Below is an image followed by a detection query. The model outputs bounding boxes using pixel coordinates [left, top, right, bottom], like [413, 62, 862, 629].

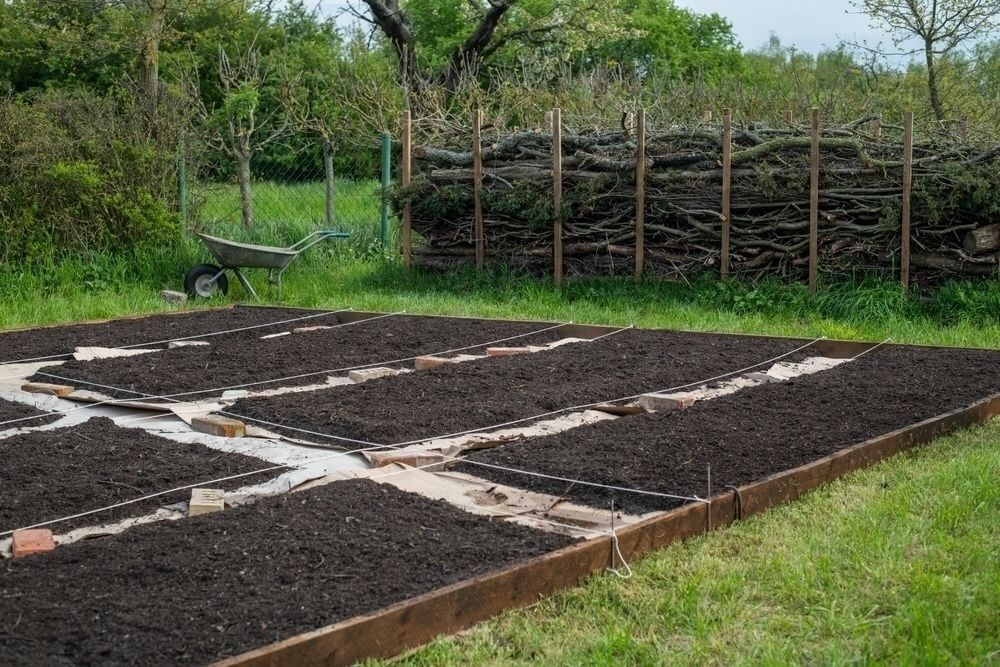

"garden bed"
[0, 306, 321, 364]
[31, 314, 565, 399]
[457, 345, 1000, 513]
[0, 417, 274, 533]
[0, 479, 573, 666]
[0, 397, 60, 426]
[229, 330, 813, 445]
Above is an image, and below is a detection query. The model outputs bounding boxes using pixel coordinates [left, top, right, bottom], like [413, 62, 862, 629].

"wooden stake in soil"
[634, 107, 646, 280]
[473, 108, 485, 271]
[552, 107, 563, 287]
[901, 110, 914, 291]
[809, 107, 820, 293]
[785, 109, 794, 125]
[721, 108, 732, 278]
[703, 109, 713, 122]
[401, 110, 413, 270]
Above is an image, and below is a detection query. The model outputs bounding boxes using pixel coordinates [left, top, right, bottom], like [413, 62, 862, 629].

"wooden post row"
[721, 108, 732, 278]
[901, 111, 914, 291]
[472, 108, 484, 271]
[635, 108, 645, 280]
[401, 110, 412, 270]
[809, 107, 820, 293]
[552, 108, 563, 286]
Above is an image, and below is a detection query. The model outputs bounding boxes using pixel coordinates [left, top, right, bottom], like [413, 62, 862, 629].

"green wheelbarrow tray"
[185, 229, 351, 303]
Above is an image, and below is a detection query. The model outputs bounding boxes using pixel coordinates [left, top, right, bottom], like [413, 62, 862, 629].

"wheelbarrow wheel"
[184, 264, 229, 298]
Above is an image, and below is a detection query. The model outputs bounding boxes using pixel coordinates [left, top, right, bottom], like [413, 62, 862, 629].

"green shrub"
[0, 89, 182, 264]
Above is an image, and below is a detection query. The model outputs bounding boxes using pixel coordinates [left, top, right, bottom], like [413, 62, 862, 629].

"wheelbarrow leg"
[231, 268, 259, 301]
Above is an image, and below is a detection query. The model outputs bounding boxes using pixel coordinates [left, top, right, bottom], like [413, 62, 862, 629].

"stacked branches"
[397, 118, 1000, 280]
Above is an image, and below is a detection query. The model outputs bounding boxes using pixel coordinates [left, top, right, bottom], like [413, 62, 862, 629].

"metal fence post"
[380, 132, 392, 248]
[177, 136, 188, 225]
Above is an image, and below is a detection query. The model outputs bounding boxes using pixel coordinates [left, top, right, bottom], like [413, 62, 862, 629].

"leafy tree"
[352, 0, 633, 98]
[588, 0, 742, 81]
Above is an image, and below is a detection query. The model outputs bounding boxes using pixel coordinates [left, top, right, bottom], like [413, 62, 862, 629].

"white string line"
[1, 337, 821, 536]
[82, 320, 572, 403]
[851, 337, 893, 360]
[27, 322, 618, 447]
[0, 311, 410, 429]
[0, 308, 354, 366]
[39, 331, 820, 452]
[0, 319, 569, 430]
[366, 454, 703, 503]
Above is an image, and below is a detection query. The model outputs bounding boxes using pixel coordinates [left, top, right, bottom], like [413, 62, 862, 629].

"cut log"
[963, 224, 1000, 254]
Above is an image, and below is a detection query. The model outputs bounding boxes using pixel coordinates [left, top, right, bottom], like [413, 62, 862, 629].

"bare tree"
[851, 0, 1000, 120]
[201, 44, 295, 230]
[349, 0, 606, 102]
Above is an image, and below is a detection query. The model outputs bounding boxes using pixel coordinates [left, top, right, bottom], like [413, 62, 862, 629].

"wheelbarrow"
[184, 230, 350, 302]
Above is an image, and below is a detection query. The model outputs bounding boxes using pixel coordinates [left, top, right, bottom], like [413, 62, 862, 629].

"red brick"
[12, 529, 55, 558]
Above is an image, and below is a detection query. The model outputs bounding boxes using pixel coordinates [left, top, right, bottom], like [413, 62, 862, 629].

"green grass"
[2, 255, 999, 348]
[194, 178, 386, 251]
[379, 422, 999, 666]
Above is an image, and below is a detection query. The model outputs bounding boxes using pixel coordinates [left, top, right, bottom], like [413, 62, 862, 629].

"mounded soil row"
[0, 479, 574, 666]
[1, 306, 321, 364]
[32, 315, 564, 399]
[457, 345, 1000, 514]
[0, 417, 274, 533]
[0, 397, 60, 426]
[230, 330, 812, 445]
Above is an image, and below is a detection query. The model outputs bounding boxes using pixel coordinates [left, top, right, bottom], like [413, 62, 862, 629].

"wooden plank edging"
[216, 393, 1000, 667]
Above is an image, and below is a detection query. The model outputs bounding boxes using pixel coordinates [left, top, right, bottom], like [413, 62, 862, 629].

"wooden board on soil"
[31, 315, 566, 399]
[457, 345, 1000, 513]
[229, 329, 814, 445]
[0, 479, 574, 666]
[0, 417, 275, 532]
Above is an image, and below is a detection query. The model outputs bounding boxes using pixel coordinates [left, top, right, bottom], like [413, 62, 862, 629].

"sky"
[678, 0, 884, 53]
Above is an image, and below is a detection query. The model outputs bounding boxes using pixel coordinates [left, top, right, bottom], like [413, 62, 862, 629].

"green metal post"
[380, 132, 391, 247]
[178, 136, 188, 224]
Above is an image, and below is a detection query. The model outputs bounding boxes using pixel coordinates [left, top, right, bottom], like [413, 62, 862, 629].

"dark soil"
[0, 306, 321, 365]
[231, 330, 811, 445]
[458, 345, 1000, 514]
[32, 315, 564, 399]
[0, 418, 274, 533]
[0, 397, 60, 426]
[0, 479, 574, 666]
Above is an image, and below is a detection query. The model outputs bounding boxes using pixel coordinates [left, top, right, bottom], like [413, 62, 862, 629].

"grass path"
[381, 422, 999, 666]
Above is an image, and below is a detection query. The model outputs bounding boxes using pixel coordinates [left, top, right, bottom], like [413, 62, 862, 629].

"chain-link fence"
[179, 134, 394, 258]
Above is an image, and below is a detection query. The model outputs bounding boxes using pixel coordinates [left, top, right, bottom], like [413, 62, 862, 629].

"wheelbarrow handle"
[288, 230, 352, 252]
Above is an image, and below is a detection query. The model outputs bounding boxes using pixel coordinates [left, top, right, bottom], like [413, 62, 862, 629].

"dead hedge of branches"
[396, 116, 1000, 281]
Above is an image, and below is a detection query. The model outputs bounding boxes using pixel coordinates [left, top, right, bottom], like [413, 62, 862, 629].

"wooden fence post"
[721, 108, 732, 278]
[401, 110, 412, 270]
[809, 107, 820, 293]
[785, 109, 794, 125]
[703, 110, 713, 122]
[635, 107, 645, 280]
[552, 108, 563, 286]
[901, 110, 914, 291]
[473, 108, 484, 271]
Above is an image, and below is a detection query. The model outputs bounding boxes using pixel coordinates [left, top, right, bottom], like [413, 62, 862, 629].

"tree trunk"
[139, 1, 165, 125]
[237, 153, 254, 230]
[925, 44, 945, 122]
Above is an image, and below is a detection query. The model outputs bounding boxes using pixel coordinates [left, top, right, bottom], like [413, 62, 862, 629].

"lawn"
[1, 196, 998, 665]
